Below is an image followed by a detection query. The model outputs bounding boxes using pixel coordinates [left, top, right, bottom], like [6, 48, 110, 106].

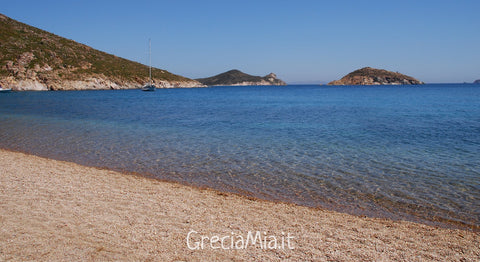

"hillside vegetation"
[0, 13, 201, 90]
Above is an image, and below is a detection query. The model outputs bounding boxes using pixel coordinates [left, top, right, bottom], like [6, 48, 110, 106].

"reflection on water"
[0, 85, 479, 229]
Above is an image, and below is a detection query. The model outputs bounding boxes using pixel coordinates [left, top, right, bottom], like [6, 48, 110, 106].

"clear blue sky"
[2, 0, 480, 83]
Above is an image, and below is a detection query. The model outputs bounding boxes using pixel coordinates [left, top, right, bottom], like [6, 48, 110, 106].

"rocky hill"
[474, 79, 480, 84]
[328, 67, 424, 86]
[0, 13, 203, 91]
[196, 69, 286, 86]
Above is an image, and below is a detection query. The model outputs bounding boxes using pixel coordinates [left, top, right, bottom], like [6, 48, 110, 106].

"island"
[0, 13, 204, 91]
[328, 67, 424, 86]
[196, 69, 286, 86]
[474, 79, 480, 84]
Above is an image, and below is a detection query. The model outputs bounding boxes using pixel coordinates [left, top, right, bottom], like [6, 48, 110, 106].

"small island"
[474, 79, 480, 84]
[328, 67, 424, 86]
[196, 69, 286, 86]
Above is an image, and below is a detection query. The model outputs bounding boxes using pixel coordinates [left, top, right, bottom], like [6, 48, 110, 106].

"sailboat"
[141, 39, 156, 91]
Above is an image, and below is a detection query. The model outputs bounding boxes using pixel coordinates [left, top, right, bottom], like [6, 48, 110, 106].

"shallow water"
[0, 84, 479, 229]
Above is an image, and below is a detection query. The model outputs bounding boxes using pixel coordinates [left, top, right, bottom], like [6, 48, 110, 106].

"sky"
[2, 0, 480, 83]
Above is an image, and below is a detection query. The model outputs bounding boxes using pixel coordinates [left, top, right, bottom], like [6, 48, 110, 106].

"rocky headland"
[328, 67, 424, 86]
[196, 69, 286, 86]
[0, 13, 204, 91]
[474, 79, 480, 84]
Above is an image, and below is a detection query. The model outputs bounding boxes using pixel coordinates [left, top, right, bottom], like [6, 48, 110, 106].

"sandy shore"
[0, 149, 478, 261]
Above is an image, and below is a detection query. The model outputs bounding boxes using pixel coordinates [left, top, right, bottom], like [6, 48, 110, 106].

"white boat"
[141, 84, 155, 92]
[141, 39, 156, 92]
[0, 87, 12, 93]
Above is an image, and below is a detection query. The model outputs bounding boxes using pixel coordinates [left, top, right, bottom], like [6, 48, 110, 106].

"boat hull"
[141, 85, 155, 91]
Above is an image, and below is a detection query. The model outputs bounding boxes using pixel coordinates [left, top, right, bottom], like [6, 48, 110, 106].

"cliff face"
[328, 67, 424, 86]
[0, 13, 204, 90]
[196, 70, 286, 86]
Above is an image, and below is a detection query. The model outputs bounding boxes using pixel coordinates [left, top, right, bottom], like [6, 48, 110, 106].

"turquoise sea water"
[0, 84, 479, 229]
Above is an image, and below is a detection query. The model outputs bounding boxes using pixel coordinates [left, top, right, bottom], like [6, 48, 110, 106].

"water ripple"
[0, 85, 479, 229]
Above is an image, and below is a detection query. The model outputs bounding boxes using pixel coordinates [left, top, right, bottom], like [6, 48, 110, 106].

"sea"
[0, 84, 479, 230]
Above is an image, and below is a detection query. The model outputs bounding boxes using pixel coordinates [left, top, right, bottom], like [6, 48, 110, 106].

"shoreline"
[2, 147, 478, 233]
[0, 149, 479, 260]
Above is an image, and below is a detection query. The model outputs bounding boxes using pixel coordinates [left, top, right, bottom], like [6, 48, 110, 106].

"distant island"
[328, 67, 424, 86]
[0, 13, 203, 91]
[196, 70, 286, 86]
[474, 79, 480, 84]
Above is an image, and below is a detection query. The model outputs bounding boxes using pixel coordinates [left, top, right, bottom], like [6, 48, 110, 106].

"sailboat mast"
[149, 39, 152, 86]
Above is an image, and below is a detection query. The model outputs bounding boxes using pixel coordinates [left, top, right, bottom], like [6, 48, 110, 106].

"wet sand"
[0, 149, 478, 261]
